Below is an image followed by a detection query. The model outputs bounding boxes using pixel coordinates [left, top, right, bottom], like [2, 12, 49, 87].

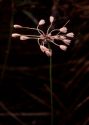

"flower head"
[12, 16, 74, 56]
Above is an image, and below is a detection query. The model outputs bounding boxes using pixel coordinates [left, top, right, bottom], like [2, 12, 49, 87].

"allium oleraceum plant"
[12, 16, 74, 56]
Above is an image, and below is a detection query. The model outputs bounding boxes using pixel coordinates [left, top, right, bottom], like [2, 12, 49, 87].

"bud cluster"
[12, 16, 74, 56]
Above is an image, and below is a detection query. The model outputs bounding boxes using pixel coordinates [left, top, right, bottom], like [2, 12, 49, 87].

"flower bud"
[14, 24, 22, 28]
[60, 35, 66, 40]
[12, 33, 20, 37]
[66, 33, 74, 38]
[49, 16, 54, 23]
[59, 45, 67, 51]
[59, 27, 67, 33]
[63, 39, 71, 45]
[45, 50, 52, 56]
[40, 45, 52, 56]
[40, 45, 48, 52]
[38, 19, 45, 25]
[20, 35, 29, 40]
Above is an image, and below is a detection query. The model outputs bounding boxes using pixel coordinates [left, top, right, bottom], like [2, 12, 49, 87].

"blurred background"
[0, 0, 89, 124]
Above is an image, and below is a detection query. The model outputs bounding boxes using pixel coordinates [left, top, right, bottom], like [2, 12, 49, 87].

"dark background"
[0, 0, 89, 125]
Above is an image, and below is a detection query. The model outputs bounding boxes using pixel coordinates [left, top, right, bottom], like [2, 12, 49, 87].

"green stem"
[48, 44, 53, 125]
[50, 54, 53, 125]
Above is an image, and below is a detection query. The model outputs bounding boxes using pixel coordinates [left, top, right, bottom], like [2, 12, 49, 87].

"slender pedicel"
[14, 24, 45, 35]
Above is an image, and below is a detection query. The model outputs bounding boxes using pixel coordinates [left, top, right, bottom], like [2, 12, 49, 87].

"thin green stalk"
[50, 54, 53, 125]
[48, 44, 53, 125]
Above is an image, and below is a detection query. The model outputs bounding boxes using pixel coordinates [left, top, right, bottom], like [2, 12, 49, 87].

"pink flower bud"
[14, 24, 22, 28]
[53, 35, 59, 40]
[59, 45, 67, 51]
[59, 27, 67, 33]
[40, 45, 52, 56]
[45, 50, 52, 56]
[63, 39, 71, 45]
[12, 33, 20, 37]
[60, 35, 66, 40]
[49, 16, 54, 23]
[38, 19, 45, 25]
[66, 33, 74, 37]
[40, 45, 48, 52]
[20, 35, 29, 40]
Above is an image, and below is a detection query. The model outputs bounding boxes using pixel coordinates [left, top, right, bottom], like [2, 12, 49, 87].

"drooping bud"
[12, 33, 20, 37]
[45, 50, 52, 56]
[63, 39, 71, 45]
[40, 45, 52, 56]
[20, 35, 29, 40]
[14, 24, 22, 28]
[59, 45, 67, 51]
[49, 16, 54, 23]
[40, 45, 49, 52]
[66, 33, 74, 38]
[38, 19, 45, 25]
[59, 27, 67, 33]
